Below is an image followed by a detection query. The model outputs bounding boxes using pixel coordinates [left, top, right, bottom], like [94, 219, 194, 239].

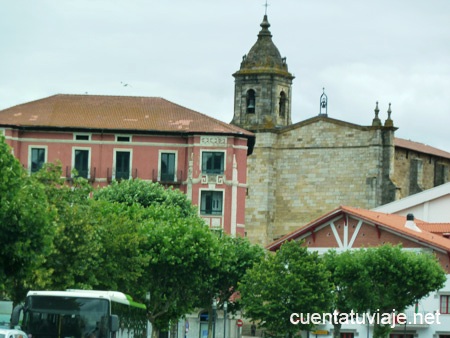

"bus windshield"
[23, 296, 109, 338]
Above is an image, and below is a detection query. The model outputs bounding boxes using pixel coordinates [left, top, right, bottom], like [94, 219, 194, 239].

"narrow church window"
[279, 91, 287, 117]
[434, 163, 447, 186]
[246, 89, 256, 114]
[409, 158, 423, 194]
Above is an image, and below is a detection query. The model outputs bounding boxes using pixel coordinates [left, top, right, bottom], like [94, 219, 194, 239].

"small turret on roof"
[372, 101, 382, 127]
[384, 103, 394, 127]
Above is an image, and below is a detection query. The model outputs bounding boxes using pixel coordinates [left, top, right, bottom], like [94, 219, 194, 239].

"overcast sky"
[1, 0, 449, 151]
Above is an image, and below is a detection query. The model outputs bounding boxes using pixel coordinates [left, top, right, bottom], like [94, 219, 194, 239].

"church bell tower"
[231, 15, 294, 131]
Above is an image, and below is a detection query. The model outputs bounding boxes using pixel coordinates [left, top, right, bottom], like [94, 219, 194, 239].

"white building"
[267, 204, 450, 338]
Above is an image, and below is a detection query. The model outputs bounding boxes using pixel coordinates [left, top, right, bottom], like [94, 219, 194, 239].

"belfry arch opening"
[246, 89, 256, 114]
[279, 91, 287, 117]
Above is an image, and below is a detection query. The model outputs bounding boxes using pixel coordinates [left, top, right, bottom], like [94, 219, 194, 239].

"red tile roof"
[395, 137, 450, 159]
[418, 223, 450, 234]
[0, 94, 253, 137]
[267, 205, 450, 252]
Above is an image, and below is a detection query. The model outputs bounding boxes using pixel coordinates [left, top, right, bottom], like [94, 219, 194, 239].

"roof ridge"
[395, 137, 450, 159]
[0, 94, 254, 141]
[158, 97, 253, 136]
[267, 205, 450, 252]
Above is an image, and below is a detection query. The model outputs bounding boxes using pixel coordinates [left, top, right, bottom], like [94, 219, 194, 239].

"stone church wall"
[245, 118, 395, 245]
[244, 132, 278, 244]
[394, 147, 450, 198]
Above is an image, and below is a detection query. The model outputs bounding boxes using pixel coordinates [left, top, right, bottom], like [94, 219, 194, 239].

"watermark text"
[290, 310, 441, 328]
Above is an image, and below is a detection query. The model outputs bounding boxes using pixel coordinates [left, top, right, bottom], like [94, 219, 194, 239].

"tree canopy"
[238, 240, 333, 337]
[357, 245, 445, 338]
[0, 152, 263, 338]
[0, 136, 55, 304]
[323, 245, 446, 338]
[93, 179, 223, 338]
[93, 179, 196, 216]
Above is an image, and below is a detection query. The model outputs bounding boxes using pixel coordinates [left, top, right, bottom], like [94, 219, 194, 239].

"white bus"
[11, 290, 147, 338]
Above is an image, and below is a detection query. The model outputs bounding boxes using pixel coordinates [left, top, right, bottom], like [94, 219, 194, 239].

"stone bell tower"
[231, 15, 294, 131]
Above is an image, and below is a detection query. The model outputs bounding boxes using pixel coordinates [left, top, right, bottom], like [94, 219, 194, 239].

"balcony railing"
[151, 169, 183, 187]
[62, 166, 185, 186]
[65, 166, 96, 183]
[107, 168, 138, 183]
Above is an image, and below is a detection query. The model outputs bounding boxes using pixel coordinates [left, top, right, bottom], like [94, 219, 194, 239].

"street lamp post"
[223, 301, 228, 338]
[212, 299, 217, 338]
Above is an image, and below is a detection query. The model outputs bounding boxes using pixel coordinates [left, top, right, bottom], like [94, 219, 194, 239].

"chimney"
[405, 213, 422, 232]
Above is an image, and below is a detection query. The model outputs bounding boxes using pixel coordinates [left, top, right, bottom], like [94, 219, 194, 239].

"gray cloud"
[1, 0, 449, 151]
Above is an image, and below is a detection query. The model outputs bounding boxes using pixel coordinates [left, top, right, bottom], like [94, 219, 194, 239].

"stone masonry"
[244, 116, 398, 245]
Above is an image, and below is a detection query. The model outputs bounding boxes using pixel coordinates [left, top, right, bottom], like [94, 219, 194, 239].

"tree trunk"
[150, 320, 160, 338]
[373, 323, 391, 338]
[332, 323, 341, 338]
[207, 307, 214, 338]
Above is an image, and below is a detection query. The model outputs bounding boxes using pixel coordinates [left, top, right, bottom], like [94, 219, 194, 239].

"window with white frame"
[441, 295, 450, 314]
[115, 150, 131, 180]
[201, 151, 224, 174]
[30, 147, 46, 173]
[74, 148, 90, 178]
[74, 133, 91, 141]
[340, 333, 354, 338]
[160, 152, 176, 182]
[116, 135, 131, 142]
[200, 191, 223, 216]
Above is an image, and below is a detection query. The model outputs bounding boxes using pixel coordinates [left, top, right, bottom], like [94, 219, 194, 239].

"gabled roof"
[373, 182, 450, 219]
[279, 115, 374, 134]
[395, 137, 450, 159]
[266, 205, 450, 253]
[275, 118, 450, 162]
[0, 94, 254, 137]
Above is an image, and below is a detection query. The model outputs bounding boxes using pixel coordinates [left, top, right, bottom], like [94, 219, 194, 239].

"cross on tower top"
[263, 0, 270, 15]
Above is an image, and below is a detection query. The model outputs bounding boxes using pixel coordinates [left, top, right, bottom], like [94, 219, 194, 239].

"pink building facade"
[0, 94, 254, 236]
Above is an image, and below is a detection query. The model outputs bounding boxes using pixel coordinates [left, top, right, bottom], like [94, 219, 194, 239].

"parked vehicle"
[0, 328, 28, 338]
[11, 290, 147, 338]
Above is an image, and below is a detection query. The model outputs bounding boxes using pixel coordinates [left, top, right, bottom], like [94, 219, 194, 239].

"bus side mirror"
[11, 304, 24, 328]
[110, 315, 119, 332]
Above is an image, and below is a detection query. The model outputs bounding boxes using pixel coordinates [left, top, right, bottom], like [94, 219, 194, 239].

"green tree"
[239, 240, 333, 337]
[0, 136, 54, 304]
[196, 235, 265, 337]
[324, 245, 446, 338]
[93, 179, 221, 338]
[360, 245, 446, 338]
[323, 250, 371, 338]
[92, 201, 151, 293]
[29, 163, 105, 290]
[138, 204, 220, 338]
[94, 179, 196, 217]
